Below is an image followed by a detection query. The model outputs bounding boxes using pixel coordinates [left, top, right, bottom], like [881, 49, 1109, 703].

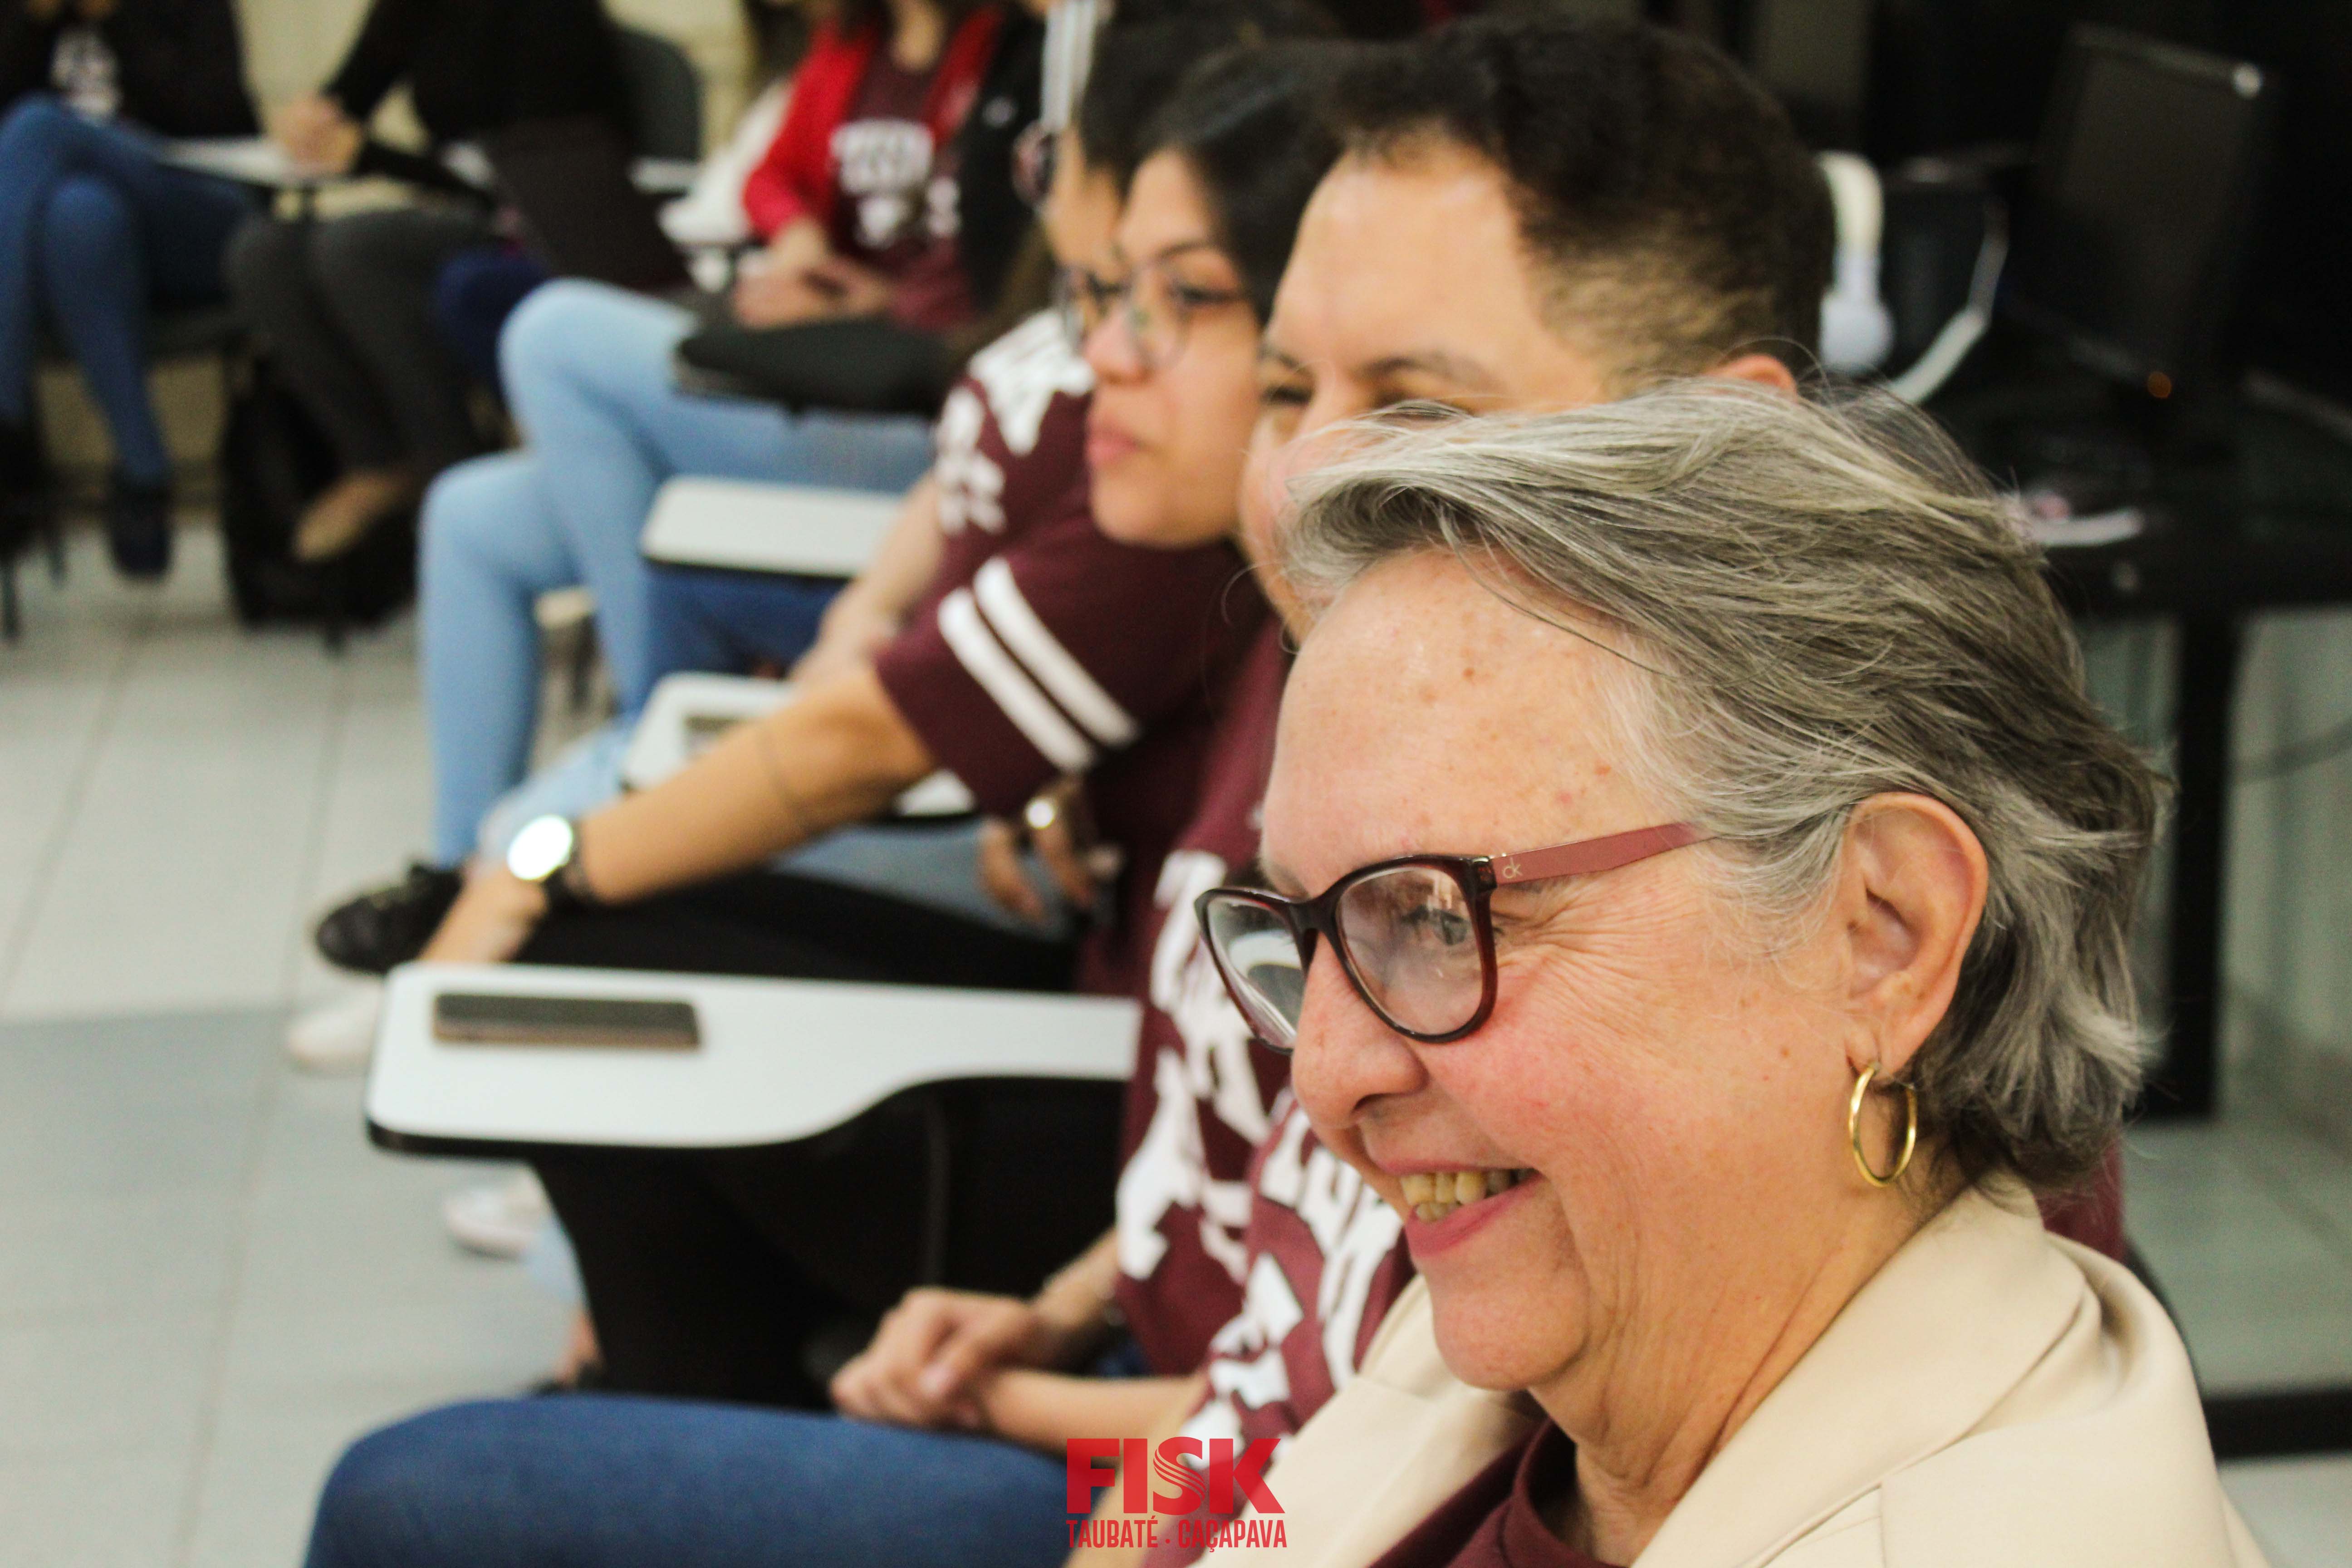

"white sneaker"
[285, 983, 384, 1074]
[443, 1169, 552, 1259]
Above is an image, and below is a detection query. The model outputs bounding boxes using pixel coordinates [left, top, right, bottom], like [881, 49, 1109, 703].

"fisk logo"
[1065, 1438, 1289, 1552]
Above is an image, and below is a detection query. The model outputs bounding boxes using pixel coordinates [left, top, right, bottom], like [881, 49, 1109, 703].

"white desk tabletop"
[161, 139, 698, 197]
[366, 963, 1138, 1153]
[617, 672, 976, 814]
[640, 477, 904, 579]
[160, 137, 328, 189]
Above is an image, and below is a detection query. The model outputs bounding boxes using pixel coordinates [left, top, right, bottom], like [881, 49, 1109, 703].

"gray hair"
[1276, 383, 2163, 1191]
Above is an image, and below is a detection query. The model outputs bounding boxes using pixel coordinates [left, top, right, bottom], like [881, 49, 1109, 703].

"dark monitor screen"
[2004, 26, 2273, 390]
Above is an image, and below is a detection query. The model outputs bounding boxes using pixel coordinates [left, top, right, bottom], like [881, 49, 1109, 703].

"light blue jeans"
[419, 280, 935, 866]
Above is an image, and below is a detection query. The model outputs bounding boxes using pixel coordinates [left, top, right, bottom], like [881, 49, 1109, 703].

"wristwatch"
[506, 815, 599, 916]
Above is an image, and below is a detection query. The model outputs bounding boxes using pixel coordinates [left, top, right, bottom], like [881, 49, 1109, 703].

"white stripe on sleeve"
[937, 588, 1097, 772]
[974, 558, 1141, 747]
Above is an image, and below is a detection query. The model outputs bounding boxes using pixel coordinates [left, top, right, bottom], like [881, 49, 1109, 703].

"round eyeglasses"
[1054, 244, 1250, 371]
[1194, 823, 1701, 1053]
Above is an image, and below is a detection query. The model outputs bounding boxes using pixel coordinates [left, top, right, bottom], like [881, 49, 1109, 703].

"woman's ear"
[1705, 352, 1800, 396]
[1829, 794, 1988, 1078]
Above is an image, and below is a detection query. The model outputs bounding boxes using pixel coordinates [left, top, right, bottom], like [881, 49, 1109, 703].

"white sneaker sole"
[285, 983, 385, 1075]
[442, 1170, 553, 1259]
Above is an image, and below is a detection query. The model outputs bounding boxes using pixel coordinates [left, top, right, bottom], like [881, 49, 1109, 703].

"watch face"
[507, 816, 575, 883]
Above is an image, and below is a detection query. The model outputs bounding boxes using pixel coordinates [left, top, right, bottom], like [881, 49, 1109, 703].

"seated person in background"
[301, 42, 1350, 1568]
[309, 0, 1038, 961]
[0, 0, 258, 578]
[428, 0, 813, 396]
[225, 0, 633, 563]
[296, 1, 1285, 1035]
[1203, 384, 2227, 1568]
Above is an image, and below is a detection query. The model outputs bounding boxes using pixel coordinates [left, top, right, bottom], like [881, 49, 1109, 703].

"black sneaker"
[314, 862, 466, 975]
[105, 473, 173, 581]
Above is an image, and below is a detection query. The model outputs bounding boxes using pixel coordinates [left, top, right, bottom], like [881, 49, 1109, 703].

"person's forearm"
[574, 663, 932, 903]
[977, 1371, 1200, 1458]
[1031, 1230, 1122, 1352]
[835, 475, 945, 630]
[1062, 1373, 1215, 1568]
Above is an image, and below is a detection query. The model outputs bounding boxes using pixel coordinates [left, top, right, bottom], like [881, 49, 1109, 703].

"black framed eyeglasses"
[1054, 243, 1250, 371]
[1194, 823, 1702, 1053]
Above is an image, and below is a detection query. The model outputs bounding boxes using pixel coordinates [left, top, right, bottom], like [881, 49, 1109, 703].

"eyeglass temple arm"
[1489, 823, 1704, 887]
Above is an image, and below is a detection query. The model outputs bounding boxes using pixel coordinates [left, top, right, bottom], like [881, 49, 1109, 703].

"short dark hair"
[1328, 15, 1834, 382]
[1140, 42, 1352, 323]
[1077, 0, 1337, 193]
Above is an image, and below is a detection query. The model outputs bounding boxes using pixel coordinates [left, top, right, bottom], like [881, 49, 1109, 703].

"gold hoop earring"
[1847, 1063, 1918, 1189]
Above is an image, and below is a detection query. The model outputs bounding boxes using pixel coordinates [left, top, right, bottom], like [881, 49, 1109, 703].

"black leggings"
[518, 868, 1118, 1408]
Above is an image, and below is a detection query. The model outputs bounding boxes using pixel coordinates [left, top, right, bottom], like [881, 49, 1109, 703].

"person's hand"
[272, 93, 363, 176]
[977, 776, 1120, 923]
[416, 863, 548, 965]
[730, 260, 844, 328]
[799, 253, 894, 318]
[72, 0, 119, 20]
[730, 220, 844, 327]
[830, 1288, 1093, 1431]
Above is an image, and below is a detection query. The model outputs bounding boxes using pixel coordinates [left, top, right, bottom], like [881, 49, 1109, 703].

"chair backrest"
[616, 24, 704, 160]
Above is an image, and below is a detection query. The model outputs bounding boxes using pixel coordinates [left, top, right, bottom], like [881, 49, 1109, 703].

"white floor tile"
[2, 620, 343, 1019]
[0, 1446, 194, 1568]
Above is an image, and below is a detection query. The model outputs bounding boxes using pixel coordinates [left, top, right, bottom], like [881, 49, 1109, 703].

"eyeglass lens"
[1203, 863, 1488, 1049]
[1336, 865, 1485, 1037]
[1055, 265, 1195, 370]
[1200, 896, 1308, 1049]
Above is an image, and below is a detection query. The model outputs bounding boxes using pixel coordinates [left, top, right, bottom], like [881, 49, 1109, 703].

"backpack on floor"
[217, 353, 416, 632]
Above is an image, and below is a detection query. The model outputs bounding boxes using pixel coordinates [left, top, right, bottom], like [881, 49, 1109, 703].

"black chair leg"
[2, 552, 20, 642]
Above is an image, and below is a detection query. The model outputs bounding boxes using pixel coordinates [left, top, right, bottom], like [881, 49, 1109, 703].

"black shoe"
[104, 473, 173, 581]
[314, 862, 466, 975]
[0, 421, 48, 544]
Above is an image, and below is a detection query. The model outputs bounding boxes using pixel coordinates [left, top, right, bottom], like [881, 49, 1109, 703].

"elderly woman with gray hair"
[1190, 385, 2260, 1568]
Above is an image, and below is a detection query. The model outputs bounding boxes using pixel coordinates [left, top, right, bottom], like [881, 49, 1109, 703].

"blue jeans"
[304, 1395, 1074, 1568]
[429, 244, 547, 394]
[645, 561, 843, 678]
[0, 97, 252, 484]
[418, 279, 935, 865]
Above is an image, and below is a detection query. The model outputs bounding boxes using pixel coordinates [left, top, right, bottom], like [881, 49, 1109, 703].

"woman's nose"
[1289, 949, 1429, 1134]
[1083, 310, 1146, 382]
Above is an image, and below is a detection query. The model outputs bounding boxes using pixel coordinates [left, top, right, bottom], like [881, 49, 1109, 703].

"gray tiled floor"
[1, 519, 2348, 1564]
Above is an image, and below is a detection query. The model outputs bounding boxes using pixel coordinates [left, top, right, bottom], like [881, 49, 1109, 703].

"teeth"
[1400, 1168, 1528, 1223]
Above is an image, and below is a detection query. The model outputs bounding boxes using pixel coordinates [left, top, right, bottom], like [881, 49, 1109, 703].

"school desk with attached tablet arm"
[367, 964, 1139, 1284]
[366, 963, 1139, 1156]
[639, 476, 904, 579]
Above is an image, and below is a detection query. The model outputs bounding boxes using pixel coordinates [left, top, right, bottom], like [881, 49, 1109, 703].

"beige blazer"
[1215, 1187, 2265, 1568]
